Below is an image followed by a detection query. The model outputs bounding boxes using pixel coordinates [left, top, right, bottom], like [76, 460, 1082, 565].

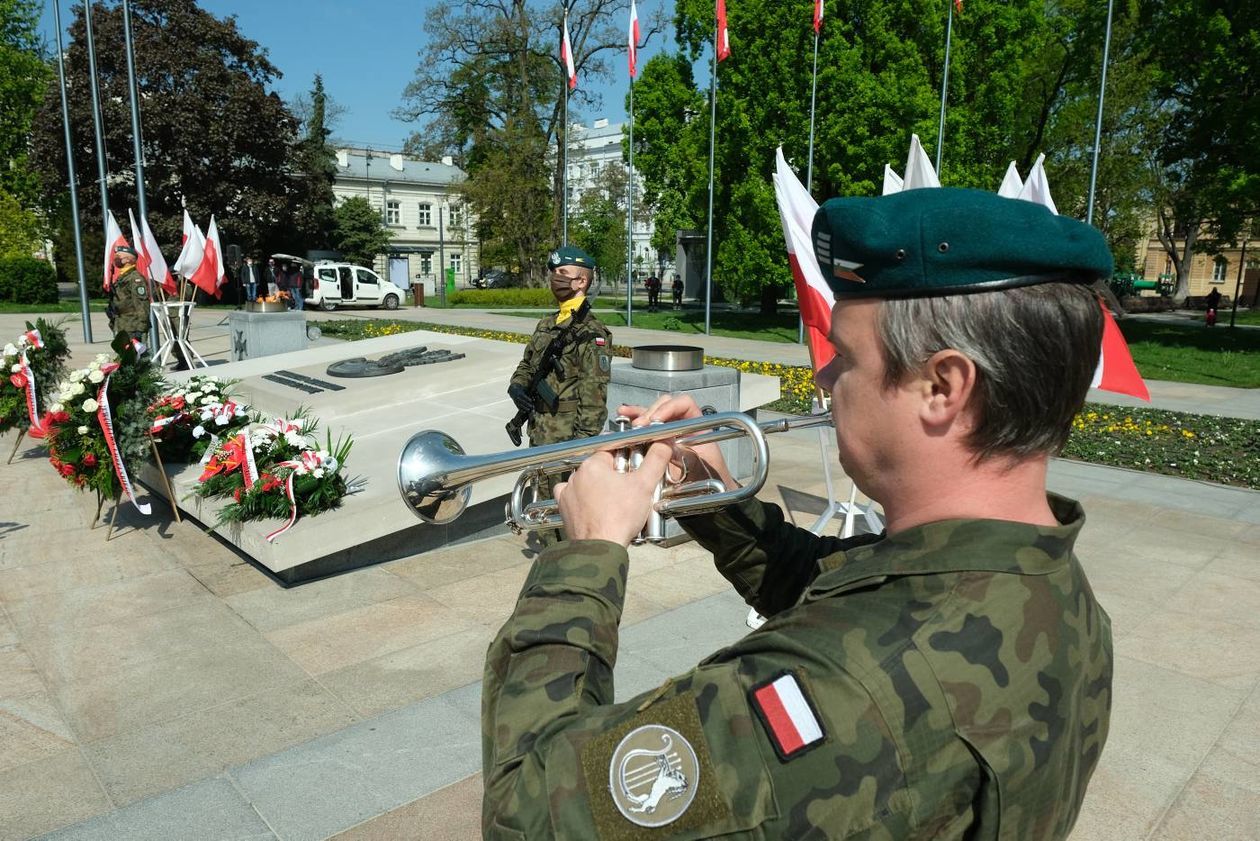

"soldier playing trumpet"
[481, 189, 1114, 839]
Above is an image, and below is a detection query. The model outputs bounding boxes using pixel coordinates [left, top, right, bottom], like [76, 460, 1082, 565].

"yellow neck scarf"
[555, 294, 586, 325]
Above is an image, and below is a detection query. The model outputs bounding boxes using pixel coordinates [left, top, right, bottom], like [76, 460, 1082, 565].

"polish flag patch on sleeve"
[750, 672, 826, 761]
[594, 337, 606, 346]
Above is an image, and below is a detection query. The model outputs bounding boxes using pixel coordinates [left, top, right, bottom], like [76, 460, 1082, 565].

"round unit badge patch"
[607, 724, 699, 827]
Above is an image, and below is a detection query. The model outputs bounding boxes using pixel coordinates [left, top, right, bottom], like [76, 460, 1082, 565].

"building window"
[449, 204, 465, 228]
[449, 253, 463, 275]
[418, 203, 432, 226]
[419, 254, 432, 275]
[1212, 257, 1228, 283]
[386, 200, 401, 226]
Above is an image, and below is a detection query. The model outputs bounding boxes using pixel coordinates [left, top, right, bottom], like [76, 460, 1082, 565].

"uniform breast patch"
[750, 672, 825, 761]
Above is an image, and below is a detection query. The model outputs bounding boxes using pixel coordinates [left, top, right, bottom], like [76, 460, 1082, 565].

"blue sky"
[40, 0, 676, 152]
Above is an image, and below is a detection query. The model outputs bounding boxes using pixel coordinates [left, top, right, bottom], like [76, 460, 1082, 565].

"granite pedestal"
[227, 310, 308, 361]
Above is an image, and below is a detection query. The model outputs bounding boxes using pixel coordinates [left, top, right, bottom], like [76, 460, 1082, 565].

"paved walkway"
[1, 306, 1258, 839]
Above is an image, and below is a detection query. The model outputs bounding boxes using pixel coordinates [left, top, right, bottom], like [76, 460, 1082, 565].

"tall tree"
[332, 196, 391, 266]
[1143, 0, 1260, 301]
[571, 162, 629, 282]
[30, 0, 303, 265]
[396, 0, 662, 282]
[291, 74, 338, 251]
[0, 0, 48, 207]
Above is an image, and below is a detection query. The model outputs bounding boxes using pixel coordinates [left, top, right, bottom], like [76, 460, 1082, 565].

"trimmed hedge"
[448, 288, 555, 307]
[0, 257, 58, 305]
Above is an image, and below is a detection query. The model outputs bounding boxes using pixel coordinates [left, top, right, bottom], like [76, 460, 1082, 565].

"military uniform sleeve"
[571, 327, 610, 438]
[511, 320, 548, 389]
[678, 497, 876, 617]
[482, 540, 914, 840]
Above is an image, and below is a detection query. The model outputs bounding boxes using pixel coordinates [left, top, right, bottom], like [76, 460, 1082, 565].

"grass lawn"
[1120, 319, 1260, 388]
[495, 306, 804, 343]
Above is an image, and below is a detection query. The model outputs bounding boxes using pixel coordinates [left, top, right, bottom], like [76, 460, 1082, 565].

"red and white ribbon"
[199, 433, 220, 466]
[240, 428, 258, 490]
[14, 329, 44, 434]
[149, 413, 184, 434]
[263, 450, 328, 543]
[97, 362, 151, 515]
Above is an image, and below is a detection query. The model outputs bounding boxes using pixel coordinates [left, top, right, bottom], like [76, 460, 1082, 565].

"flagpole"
[562, 9, 570, 246]
[52, 0, 93, 343]
[802, 19, 821, 344]
[84, 0, 111, 268]
[1086, 0, 1114, 227]
[626, 79, 634, 327]
[935, 0, 954, 173]
[703, 37, 718, 336]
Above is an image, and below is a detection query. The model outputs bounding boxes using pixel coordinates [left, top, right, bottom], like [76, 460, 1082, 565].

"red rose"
[52, 411, 70, 424]
[9, 373, 26, 389]
[83, 453, 98, 468]
[260, 473, 282, 493]
[233, 487, 243, 502]
[59, 463, 75, 477]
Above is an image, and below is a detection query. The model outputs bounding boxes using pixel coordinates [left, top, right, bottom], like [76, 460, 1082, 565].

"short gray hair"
[876, 283, 1103, 459]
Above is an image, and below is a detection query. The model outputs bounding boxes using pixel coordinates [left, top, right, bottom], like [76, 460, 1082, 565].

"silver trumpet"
[397, 411, 833, 542]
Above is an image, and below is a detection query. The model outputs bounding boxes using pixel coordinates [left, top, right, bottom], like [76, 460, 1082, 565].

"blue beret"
[811, 188, 1113, 298]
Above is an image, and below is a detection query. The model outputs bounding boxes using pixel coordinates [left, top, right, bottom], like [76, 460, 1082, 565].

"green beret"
[547, 245, 596, 272]
[114, 244, 138, 256]
[811, 188, 1113, 298]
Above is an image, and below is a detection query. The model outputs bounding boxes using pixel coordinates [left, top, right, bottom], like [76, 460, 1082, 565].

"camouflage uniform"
[510, 304, 612, 545]
[108, 265, 151, 338]
[482, 494, 1112, 839]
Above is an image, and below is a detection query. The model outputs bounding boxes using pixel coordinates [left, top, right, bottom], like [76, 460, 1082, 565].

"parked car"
[473, 269, 523, 289]
[308, 261, 407, 311]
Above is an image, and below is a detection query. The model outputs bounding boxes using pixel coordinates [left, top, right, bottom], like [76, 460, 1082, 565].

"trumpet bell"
[397, 430, 472, 524]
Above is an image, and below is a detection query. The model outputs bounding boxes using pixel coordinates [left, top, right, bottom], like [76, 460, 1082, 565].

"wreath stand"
[147, 435, 182, 522]
[91, 489, 123, 541]
[6, 428, 26, 464]
[154, 300, 207, 370]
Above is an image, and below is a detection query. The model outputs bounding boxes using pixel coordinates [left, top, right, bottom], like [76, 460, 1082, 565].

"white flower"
[81, 398, 99, 413]
[215, 414, 230, 426]
[186, 391, 201, 401]
[9, 363, 19, 374]
[192, 425, 206, 438]
[88, 370, 104, 384]
[94, 353, 110, 364]
[50, 402, 63, 413]
[201, 396, 216, 405]
[312, 468, 325, 479]
[69, 382, 85, 397]
[284, 431, 305, 448]
[2, 343, 16, 357]
[77, 425, 89, 435]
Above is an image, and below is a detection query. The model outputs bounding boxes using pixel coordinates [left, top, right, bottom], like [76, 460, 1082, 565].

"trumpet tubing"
[396, 412, 833, 537]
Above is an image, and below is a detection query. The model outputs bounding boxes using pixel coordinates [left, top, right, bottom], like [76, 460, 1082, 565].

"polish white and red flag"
[814, 0, 824, 33]
[752, 674, 824, 759]
[128, 208, 176, 296]
[773, 148, 835, 372]
[189, 215, 225, 298]
[172, 209, 205, 279]
[628, 0, 641, 78]
[716, 0, 731, 61]
[561, 15, 577, 90]
[102, 210, 129, 292]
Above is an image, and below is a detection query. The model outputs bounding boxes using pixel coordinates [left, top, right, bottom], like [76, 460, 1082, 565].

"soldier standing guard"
[107, 245, 151, 342]
[482, 189, 1114, 839]
[506, 245, 613, 548]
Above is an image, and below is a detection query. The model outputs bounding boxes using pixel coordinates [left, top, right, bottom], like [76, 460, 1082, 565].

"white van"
[309, 262, 407, 311]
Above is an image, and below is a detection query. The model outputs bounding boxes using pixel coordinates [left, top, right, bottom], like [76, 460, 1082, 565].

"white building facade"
[332, 148, 479, 291]
[566, 118, 674, 280]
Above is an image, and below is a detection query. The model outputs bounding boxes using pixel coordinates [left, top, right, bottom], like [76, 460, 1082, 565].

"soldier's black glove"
[507, 383, 535, 414]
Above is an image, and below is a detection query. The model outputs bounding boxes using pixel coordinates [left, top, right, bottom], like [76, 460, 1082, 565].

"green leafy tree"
[0, 188, 41, 258]
[0, 0, 49, 206]
[572, 162, 628, 283]
[30, 0, 302, 265]
[291, 74, 338, 251]
[397, 0, 664, 282]
[1141, 0, 1260, 301]
[332, 197, 391, 266]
